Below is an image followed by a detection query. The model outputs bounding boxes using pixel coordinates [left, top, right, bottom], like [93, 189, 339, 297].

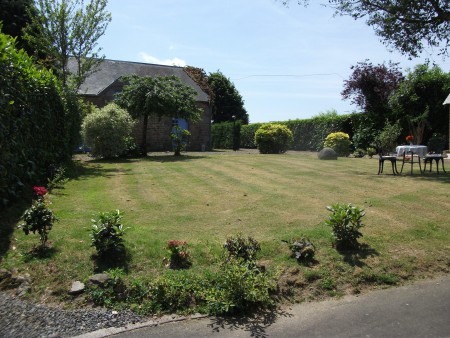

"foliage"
[324, 203, 366, 249]
[82, 103, 135, 158]
[89, 210, 128, 256]
[0, 0, 35, 54]
[284, 0, 450, 57]
[23, 0, 111, 89]
[203, 258, 276, 315]
[116, 75, 202, 155]
[366, 147, 376, 158]
[212, 121, 243, 149]
[341, 60, 404, 129]
[165, 240, 192, 269]
[208, 71, 249, 124]
[0, 31, 81, 206]
[282, 237, 315, 262]
[427, 133, 447, 153]
[20, 188, 56, 248]
[323, 132, 351, 157]
[240, 113, 355, 151]
[47, 165, 68, 192]
[184, 66, 214, 103]
[255, 124, 293, 154]
[375, 120, 402, 153]
[352, 148, 366, 158]
[224, 234, 261, 263]
[389, 64, 450, 146]
[170, 125, 191, 156]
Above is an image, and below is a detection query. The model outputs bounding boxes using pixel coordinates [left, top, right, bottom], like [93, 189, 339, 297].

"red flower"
[33, 186, 47, 196]
[406, 135, 414, 141]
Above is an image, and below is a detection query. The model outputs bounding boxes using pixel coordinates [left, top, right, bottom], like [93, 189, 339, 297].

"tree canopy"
[389, 64, 450, 145]
[23, 0, 111, 89]
[0, 0, 35, 53]
[116, 75, 202, 155]
[282, 0, 450, 58]
[341, 60, 404, 129]
[208, 71, 249, 124]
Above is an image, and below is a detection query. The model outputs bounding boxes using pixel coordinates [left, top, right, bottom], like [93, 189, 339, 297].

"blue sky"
[99, 0, 449, 123]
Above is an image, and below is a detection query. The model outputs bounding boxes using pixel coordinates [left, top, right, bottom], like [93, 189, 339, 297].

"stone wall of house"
[132, 102, 212, 152]
[82, 84, 212, 152]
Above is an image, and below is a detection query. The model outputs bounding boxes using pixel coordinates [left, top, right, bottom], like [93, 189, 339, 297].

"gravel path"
[0, 291, 146, 338]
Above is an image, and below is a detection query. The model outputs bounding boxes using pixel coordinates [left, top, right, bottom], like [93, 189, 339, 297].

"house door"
[171, 118, 189, 149]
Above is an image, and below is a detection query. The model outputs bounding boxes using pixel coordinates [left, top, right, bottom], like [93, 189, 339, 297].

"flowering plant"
[33, 186, 47, 197]
[406, 135, 414, 142]
[166, 240, 192, 268]
[21, 186, 56, 248]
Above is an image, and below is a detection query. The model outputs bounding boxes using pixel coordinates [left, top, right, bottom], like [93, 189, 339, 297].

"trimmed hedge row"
[0, 33, 81, 206]
[213, 114, 359, 151]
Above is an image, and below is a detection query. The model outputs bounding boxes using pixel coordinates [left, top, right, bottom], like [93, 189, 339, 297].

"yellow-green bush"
[323, 132, 351, 157]
[255, 124, 293, 154]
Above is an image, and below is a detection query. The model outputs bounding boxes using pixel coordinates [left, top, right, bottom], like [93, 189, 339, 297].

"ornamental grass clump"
[324, 203, 366, 250]
[20, 186, 57, 249]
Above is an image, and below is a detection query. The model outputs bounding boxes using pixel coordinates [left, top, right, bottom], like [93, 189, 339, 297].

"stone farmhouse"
[71, 59, 212, 152]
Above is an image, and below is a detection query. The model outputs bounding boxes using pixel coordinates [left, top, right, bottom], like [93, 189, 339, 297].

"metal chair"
[378, 151, 399, 175]
[422, 153, 447, 174]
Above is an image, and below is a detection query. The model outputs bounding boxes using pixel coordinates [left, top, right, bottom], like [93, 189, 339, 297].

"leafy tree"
[116, 75, 202, 155]
[389, 64, 450, 145]
[0, 0, 35, 52]
[341, 60, 404, 129]
[208, 71, 249, 124]
[23, 0, 111, 89]
[282, 1, 450, 57]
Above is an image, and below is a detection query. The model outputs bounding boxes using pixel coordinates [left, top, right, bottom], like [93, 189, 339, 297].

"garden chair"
[377, 148, 399, 175]
[422, 152, 447, 174]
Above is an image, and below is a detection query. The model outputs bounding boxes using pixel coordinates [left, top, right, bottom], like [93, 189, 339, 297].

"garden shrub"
[282, 237, 315, 262]
[0, 32, 81, 206]
[20, 186, 56, 249]
[89, 210, 129, 256]
[82, 103, 135, 158]
[165, 240, 192, 269]
[211, 121, 242, 149]
[427, 133, 446, 152]
[224, 234, 261, 262]
[375, 120, 402, 153]
[324, 203, 366, 249]
[255, 124, 293, 154]
[323, 132, 351, 157]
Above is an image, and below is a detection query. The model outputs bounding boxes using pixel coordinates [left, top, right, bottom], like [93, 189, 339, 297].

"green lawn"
[2, 150, 450, 304]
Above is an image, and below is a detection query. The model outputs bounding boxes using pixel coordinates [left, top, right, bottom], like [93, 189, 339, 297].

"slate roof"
[68, 58, 209, 102]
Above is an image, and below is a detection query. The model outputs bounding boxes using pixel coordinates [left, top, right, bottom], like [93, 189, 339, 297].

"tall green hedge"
[0, 33, 81, 206]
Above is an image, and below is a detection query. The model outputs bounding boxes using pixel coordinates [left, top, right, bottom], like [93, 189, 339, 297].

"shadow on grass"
[142, 154, 208, 163]
[92, 248, 132, 273]
[22, 246, 59, 262]
[337, 243, 379, 268]
[208, 307, 293, 338]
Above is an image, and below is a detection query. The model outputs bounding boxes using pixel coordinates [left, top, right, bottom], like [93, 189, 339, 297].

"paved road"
[80, 275, 450, 338]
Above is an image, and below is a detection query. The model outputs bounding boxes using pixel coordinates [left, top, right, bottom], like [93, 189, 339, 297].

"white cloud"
[137, 52, 186, 66]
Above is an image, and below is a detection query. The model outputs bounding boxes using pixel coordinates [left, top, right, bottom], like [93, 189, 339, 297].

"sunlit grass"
[2, 151, 450, 302]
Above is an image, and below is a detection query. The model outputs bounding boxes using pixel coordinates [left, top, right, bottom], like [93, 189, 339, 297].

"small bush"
[366, 147, 376, 158]
[224, 234, 261, 262]
[352, 148, 366, 158]
[255, 124, 293, 154]
[20, 187, 57, 249]
[324, 203, 366, 249]
[89, 210, 128, 256]
[375, 120, 402, 153]
[282, 237, 315, 262]
[427, 133, 446, 153]
[82, 103, 135, 158]
[165, 240, 192, 269]
[204, 258, 276, 315]
[323, 132, 351, 157]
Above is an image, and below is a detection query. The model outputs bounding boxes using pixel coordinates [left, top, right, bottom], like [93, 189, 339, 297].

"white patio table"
[396, 145, 428, 158]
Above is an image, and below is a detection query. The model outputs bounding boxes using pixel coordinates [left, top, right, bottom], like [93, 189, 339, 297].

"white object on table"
[396, 145, 428, 158]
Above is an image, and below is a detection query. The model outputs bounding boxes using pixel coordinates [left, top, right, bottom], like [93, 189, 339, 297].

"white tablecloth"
[396, 145, 428, 158]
